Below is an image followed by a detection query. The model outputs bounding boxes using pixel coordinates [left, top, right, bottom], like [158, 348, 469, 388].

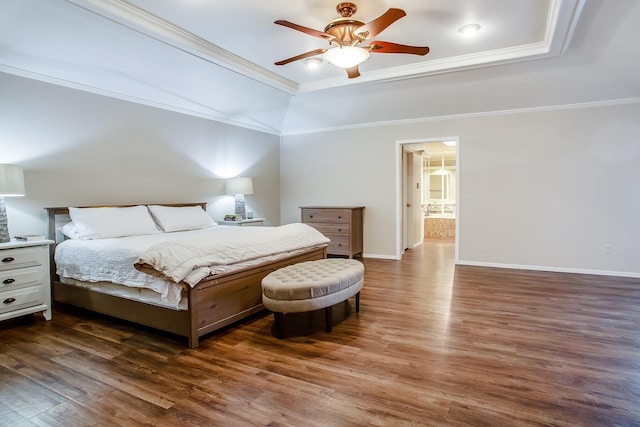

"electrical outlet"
[604, 244, 612, 254]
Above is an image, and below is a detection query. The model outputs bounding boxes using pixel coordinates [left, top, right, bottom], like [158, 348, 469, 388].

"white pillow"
[148, 205, 216, 232]
[68, 205, 161, 239]
[60, 222, 82, 239]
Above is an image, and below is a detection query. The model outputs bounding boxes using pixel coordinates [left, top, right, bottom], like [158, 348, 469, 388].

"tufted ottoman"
[261, 258, 364, 338]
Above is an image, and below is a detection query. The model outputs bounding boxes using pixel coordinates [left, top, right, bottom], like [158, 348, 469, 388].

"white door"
[402, 149, 424, 251]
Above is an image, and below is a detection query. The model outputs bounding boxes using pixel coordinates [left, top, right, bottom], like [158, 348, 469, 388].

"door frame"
[395, 137, 460, 261]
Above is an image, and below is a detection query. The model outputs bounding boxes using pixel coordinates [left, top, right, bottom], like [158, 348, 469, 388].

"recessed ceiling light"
[305, 57, 323, 69]
[458, 23, 481, 35]
[443, 140, 457, 147]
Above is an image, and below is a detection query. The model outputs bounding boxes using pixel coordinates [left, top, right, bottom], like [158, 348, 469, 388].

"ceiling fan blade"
[274, 20, 335, 41]
[355, 8, 406, 39]
[346, 65, 360, 79]
[275, 48, 327, 66]
[369, 41, 430, 56]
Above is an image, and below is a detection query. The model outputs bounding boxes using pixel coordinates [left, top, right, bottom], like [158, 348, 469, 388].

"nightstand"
[0, 239, 54, 322]
[218, 218, 264, 226]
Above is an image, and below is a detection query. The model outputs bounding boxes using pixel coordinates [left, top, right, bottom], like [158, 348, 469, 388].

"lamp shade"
[226, 177, 253, 195]
[0, 164, 25, 197]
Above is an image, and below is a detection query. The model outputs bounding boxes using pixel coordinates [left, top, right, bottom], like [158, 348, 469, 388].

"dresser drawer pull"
[3, 298, 16, 304]
[3, 278, 15, 285]
[2, 257, 15, 263]
[309, 215, 313, 218]
[338, 216, 342, 219]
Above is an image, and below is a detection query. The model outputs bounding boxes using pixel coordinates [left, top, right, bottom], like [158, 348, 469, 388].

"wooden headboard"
[45, 202, 208, 243]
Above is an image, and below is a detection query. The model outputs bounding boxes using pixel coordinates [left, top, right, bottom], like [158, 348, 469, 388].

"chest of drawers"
[0, 240, 53, 322]
[301, 206, 364, 258]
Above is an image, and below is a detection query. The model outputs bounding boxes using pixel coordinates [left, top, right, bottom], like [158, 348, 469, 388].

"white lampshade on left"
[0, 164, 26, 243]
[0, 164, 25, 196]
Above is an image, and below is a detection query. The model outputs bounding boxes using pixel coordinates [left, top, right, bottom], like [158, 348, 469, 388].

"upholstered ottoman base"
[261, 258, 364, 338]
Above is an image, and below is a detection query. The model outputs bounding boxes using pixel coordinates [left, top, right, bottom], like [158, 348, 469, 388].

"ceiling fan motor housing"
[336, 2, 357, 17]
[327, 2, 367, 45]
[325, 19, 366, 46]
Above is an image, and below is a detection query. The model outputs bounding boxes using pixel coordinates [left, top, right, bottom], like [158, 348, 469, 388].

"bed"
[46, 203, 328, 348]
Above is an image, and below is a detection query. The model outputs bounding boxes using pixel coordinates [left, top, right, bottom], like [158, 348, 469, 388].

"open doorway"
[397, 138, 459, 261]
[423, 141, 457, 239]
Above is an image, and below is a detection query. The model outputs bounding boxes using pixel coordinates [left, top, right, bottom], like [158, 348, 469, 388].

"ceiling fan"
[274, 2, 429, 79]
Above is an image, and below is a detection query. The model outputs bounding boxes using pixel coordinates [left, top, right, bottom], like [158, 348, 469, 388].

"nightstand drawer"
[302, 209, 350, 224]
[0, 285, 43, 314]
[0, 247, 42, 271]
[0, 266, 46, 291]
[306, 223, 350, 236]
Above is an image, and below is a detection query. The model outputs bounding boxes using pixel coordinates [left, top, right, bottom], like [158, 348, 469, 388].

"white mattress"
[55, 225, 329, 308]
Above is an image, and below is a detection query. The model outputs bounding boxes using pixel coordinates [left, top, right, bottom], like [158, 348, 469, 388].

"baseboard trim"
[455, 260, 640, 279]
[363, 253, 400, 260]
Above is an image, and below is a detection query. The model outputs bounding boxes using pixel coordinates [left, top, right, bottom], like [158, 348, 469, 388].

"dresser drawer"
[0, 247, 42, 272]
[327, 235, 351, 255]
[302, 209, 351, 224]
[0, 285, 43, 314]
[306, 223, 350, 236]
[0, 266, 46, 291]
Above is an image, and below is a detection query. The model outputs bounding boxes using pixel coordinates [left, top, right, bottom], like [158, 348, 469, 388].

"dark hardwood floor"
[1, 238, 639, 426]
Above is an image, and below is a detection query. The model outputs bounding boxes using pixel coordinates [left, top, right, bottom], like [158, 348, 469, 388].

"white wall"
[281, 101, 640, 276]
[0, 73, 282, 237]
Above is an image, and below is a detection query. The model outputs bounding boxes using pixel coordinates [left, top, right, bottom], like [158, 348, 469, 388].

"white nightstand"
[0, 239, 54, 322]
[218, 218, 264, 227]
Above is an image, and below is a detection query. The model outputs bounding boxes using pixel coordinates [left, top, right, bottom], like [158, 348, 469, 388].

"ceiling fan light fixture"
[324, 46, 370, 68]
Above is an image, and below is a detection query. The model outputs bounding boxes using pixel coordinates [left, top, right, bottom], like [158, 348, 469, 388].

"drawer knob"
[338, 216, 342, 219]
[309, 215, 313, 218]
[3, 298, 16, 304]
[338, 228, 342, 232]
[2, 257, 15, 263]
[2, 278, 15, 285]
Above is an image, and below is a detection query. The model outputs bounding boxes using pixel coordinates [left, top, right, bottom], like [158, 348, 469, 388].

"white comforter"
[134, 223, 329, 285]
[55, 224, 329, 304]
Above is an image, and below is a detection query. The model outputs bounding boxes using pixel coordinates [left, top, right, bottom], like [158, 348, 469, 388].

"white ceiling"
[1, 0, 639, 135]
[52, 0, 582, 93]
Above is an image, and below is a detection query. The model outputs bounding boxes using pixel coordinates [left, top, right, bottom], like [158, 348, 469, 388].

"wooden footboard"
[45, 204, 327, 348]
[51, 245, 327, 347]
[187, 245, 327, 347]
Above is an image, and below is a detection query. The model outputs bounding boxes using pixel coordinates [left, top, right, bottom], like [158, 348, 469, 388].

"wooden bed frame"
[45, 203, 327, 348]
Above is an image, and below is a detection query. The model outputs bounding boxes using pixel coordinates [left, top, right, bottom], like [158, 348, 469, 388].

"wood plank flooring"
[1, 238, 639, 426]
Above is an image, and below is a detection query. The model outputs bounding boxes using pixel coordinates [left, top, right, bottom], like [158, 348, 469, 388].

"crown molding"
[0, 64, 281, 135]
[64, 0, 300, 95]
[297, 0, 586, 92]
[281, 98, 640, 136]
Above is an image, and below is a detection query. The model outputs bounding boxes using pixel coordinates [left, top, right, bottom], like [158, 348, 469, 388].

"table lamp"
[225, 177, 253, 220]
[0, 164, 26, 243]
